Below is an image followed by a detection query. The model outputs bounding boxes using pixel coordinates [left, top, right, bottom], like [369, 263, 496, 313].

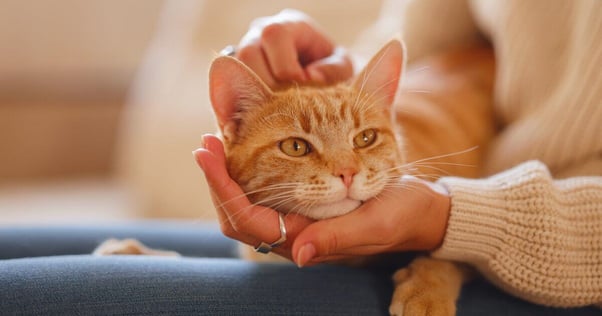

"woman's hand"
[233, 9, 353, 88]
[290, 178, 452, 267]
[194, 135, 452, 266]
[193, 134, 314, 260]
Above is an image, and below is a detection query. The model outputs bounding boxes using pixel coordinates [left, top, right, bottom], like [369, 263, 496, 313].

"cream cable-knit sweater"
[360, 0, 602, 307]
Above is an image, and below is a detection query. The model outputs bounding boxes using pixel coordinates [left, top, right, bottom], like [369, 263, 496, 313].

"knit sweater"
[360, 0, 602, 307]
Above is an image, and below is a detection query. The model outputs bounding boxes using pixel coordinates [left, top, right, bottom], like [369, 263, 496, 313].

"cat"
[208, 39, 495, 315]
[95, 39, 495, 315]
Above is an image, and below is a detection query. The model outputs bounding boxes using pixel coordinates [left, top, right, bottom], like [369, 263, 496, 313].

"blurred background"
[0, 0, 384, 225]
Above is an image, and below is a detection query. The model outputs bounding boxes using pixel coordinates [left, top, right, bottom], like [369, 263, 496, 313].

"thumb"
[291, 204, 391, 267]
[305, 46, 353, 85]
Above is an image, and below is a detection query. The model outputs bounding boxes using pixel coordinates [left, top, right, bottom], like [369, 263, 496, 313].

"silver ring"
[254, 213, 287, 254]
[220, 45, 236, 57]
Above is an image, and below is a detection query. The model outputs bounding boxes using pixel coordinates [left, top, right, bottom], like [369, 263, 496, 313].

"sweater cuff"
[431, 161, 549, 268]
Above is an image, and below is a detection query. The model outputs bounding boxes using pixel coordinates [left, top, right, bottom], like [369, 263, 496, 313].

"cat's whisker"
[232, 195, 299, 228]
[251, 193, 296, 208]
[245, 183, 302, 193]
[265, 197, 298, 212]
[383, 147, 479, 178]
[234, 207, 279, 228]
[402, 89, 432, 94]
[218, 189, 298, 222]
[411, 162, 475, 175]
[248, 190, 299, 209]
[370, 194, 383, 203]
[412, 161, 476, 168]
[407, 163, 476, 177]
[382, 171, 445, 186]
[290, 204, 311, 217]
[353, 43, 397, 110]
[411, 173, 443, 181]
[381, 184, 424, 195]
[358, 77, 399, 108]
[408, 164, 453, 176]
[380, 185, 424, 198]
[408, 147, 479, 165]
[354, 44, 391, 109]
[215, 183, 301, 209]
[405, 65, 430, 74]
[284, 198, 314, 217]
[355, 77, 400, 112]
[383, 164, 420, 175]
[356, 91, 392, 114]
[382, 182, 437, 197]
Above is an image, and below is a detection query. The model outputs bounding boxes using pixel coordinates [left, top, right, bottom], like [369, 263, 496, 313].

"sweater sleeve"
[432, 160, 602, 307]
[352, 0, 482, 64]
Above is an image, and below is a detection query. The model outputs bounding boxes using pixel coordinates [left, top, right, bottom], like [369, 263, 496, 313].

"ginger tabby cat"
[210, 39, 494, 315]
[96, 40, 495, 315]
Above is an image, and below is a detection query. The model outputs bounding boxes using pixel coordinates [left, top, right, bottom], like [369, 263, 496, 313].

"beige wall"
[0, 0, 164, 181]
[0, 0, 164, 85]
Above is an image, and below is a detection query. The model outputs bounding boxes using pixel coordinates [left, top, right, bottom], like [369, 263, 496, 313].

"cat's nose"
[336, 168, 358, 188]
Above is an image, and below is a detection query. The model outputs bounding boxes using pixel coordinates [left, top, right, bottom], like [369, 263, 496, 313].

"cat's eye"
[279, 138, 311, 157]
[353, 129, 377, 148]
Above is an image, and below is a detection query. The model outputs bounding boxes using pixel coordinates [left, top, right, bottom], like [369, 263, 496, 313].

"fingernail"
[192, 149, 205, 170]
[201, 134, 212, 149]
[296, 243, 316, 268]
[307, 68, 325, 83]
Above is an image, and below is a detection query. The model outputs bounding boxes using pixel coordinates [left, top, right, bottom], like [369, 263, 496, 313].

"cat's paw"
[389, 258, 464, 316]
[388, 276, 455, 315]
[93, 238, 180, 257]
[389, 270, 456, 315]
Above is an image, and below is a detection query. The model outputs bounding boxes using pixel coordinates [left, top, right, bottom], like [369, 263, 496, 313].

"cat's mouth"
[304, 198, 363, 220]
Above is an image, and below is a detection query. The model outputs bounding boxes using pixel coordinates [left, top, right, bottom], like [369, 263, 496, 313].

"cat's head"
[209, 40, 405, 219]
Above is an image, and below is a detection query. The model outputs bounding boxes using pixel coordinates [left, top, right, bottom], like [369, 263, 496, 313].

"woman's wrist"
[409, 178, 451, 251]
[425, 184, 451, 250]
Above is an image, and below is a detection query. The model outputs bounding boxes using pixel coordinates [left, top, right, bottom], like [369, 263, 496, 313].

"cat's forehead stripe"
[338, 98, 347, 120]
[344, 100, 362, 128]
[290, 92, 366, 136]
[311, 104, 323, 125]
[299, 94, 331, 134]
[298, 107, 312, 133]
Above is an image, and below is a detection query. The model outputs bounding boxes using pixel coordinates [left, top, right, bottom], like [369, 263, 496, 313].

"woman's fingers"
[236, 43, 277, 88]
[194, 135, 275, 238]
[193, 134, 314, 259]
[305, 46, 353, 84]
[234, 9, 351, 87]
[259, 23, 307, 82]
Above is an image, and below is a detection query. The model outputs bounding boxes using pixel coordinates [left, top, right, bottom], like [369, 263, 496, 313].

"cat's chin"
[304, 198, 363, 220]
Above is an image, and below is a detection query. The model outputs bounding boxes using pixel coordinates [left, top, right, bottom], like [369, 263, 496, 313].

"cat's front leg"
[389, 257, 471, 316]
[93, 238, 180, 257]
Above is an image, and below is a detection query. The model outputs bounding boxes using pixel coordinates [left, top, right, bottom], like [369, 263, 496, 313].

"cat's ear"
[352, 39, 405, 108]
[209, 56, 273, 140]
